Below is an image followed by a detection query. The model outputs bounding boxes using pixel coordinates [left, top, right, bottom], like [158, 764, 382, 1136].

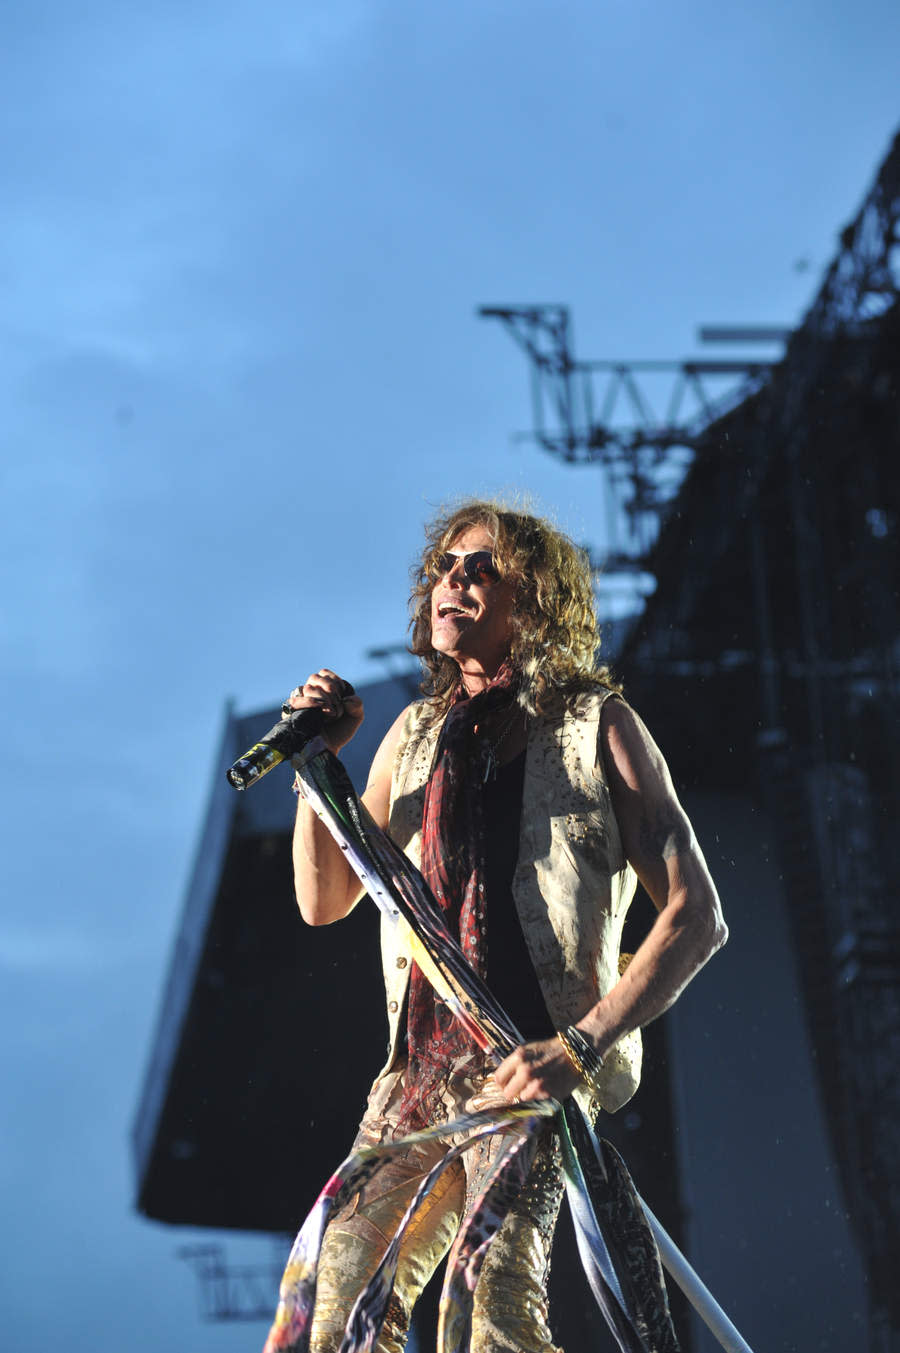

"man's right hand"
[291, 684, 412, 924]
[285, 668, 364, 753]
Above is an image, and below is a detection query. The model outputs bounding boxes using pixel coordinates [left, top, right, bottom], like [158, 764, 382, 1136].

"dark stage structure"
[134, 130, 899, 1351]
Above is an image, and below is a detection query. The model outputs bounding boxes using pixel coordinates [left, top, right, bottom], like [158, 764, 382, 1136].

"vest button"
[396, 956, 408, 968]
[388, 1000, 399, 1013]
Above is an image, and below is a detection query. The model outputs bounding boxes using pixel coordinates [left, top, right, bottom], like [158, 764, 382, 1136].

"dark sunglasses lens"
[465, 552, 499, 584]
[431, 550, 498, 582]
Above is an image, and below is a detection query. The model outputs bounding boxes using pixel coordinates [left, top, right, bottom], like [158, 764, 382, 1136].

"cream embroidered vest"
[379, 687, 642, 1113]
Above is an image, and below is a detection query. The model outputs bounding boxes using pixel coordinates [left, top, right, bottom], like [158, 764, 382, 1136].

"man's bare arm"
[292, 677, 411, 926]
[576, 697, 728, 1057]
[495, 695, 729, 1105]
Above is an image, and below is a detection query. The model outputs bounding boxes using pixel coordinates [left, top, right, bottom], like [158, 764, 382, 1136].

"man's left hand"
[494, 1037, 582, 1103]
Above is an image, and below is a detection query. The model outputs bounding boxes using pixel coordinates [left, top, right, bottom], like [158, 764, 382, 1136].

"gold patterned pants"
[309, 1060, 565, 1353]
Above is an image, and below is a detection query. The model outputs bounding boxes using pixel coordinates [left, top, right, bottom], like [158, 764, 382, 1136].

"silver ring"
[282, 686, 304, 718]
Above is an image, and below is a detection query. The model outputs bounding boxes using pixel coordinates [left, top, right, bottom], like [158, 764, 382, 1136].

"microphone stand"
[281, 735, 755, 1353]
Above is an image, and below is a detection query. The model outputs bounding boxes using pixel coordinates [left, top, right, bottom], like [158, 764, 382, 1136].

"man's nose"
[444, 557, 468, 586]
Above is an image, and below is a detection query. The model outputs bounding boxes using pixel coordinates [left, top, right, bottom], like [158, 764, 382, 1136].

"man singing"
[286, 500, 726, 1353]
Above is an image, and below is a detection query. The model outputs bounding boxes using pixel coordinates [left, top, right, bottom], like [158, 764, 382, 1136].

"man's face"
[429, 525, 517, 675]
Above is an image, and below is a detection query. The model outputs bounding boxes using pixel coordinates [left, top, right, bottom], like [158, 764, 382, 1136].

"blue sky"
[2, 2, 898, 1348]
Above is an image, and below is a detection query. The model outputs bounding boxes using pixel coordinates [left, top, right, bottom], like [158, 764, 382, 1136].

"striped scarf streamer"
[264, 734, 680, 1353]
[437, 1121, 540, 1353]
[342, 1118, 541, 1353]
[263, 1102, 552, 1353]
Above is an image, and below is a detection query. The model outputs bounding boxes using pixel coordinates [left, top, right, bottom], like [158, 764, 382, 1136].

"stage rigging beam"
[478, 304, 777, 567]
[477, 305, 776, 464]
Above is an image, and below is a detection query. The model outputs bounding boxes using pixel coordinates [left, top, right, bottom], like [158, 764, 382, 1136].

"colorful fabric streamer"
[263, 1103, 553, 1353]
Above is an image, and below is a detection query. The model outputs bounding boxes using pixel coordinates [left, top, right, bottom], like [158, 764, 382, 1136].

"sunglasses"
[430, 549, 500, 585]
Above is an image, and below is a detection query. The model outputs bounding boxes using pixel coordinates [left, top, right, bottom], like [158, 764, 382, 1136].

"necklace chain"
[481, 708, 519, 783]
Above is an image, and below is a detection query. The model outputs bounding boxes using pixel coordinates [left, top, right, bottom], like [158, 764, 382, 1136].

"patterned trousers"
[309, 1059, 566, 1353]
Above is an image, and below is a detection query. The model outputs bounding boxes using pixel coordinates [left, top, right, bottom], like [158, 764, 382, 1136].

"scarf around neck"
[396, 662, 519, 1131]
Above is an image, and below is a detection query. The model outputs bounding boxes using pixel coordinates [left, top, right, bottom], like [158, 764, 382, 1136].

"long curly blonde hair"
[409, 499, 620, 715]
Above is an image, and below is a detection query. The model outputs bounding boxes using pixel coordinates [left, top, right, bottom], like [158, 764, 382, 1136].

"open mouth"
[436, 601, 473, 619]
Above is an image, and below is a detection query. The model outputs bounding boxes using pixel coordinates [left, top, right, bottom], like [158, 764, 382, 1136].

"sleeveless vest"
[379, 687, 642, 1113]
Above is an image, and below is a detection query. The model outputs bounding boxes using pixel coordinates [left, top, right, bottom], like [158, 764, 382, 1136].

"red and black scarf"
[396, 663, 518, 1131]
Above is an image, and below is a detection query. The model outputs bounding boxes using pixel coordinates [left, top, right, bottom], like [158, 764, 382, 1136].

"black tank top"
[482, 750, 554, 1041]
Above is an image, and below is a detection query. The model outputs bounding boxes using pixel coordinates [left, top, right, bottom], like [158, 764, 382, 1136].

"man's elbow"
[677, 890, 727, 962]
[708, 912, 728, 957]
[295, 884, 333, 927]
[295, 878, 357, 926]
[699, 898, 728, 960]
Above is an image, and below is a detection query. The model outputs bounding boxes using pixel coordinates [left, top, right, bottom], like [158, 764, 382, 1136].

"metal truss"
[478, 132, 899, 560]
[802, 129, 900, 335]
[478, 304, 774, 463]
[478, 303, 775, 562]
[178, 1242, 285, 1322]
[791, 123, 900, 1330]
[707, 130, 900, 1350]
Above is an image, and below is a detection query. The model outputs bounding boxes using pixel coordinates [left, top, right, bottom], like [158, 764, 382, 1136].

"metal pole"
[640, 1199, 755, 1353]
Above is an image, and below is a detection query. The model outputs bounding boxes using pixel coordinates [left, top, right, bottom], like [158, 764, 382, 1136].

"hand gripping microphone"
[226, 706, 329, 791]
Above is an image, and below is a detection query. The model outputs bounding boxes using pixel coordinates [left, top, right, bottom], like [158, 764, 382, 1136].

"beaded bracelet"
[556, 1025, 605, 1096]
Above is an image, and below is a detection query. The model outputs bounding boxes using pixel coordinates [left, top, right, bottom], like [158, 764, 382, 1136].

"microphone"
[226, 706, 329, 791]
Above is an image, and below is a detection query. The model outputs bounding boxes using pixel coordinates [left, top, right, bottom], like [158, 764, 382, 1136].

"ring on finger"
[282, 686, 304, 717]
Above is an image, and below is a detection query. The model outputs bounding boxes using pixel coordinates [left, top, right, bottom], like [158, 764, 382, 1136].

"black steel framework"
[478, 303, 776, 566]
[178, 1242, 289, 1322]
